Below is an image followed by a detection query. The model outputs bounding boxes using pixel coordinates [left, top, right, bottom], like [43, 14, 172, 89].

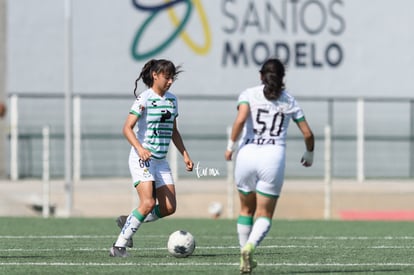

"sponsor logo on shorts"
[143, 168, 151, 178]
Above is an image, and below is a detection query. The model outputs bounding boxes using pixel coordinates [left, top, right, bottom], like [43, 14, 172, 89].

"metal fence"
[5, 93, 414, 180]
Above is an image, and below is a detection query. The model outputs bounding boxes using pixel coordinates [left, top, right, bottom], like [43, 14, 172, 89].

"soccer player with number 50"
[225, 58, 314, 273]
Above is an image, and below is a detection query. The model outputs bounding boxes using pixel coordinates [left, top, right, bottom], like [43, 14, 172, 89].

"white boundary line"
[0, 262, 414, 267]
[1, 235, 414, 240]
[1, 244, 414, 253]
[1, 235, 413, 269]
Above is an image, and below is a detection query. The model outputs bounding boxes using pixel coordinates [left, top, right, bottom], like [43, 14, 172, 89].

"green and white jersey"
[130, 88, 178, 159]
[238, 85, 305, 147]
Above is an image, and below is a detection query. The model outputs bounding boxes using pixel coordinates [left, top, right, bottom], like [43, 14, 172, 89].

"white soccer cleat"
[109, 245, 128, 257]
[240, 243, 256, 274]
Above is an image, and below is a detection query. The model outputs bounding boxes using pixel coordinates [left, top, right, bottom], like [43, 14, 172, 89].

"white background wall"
[7, 0, 414, 97]
[5, 0, 414, 179]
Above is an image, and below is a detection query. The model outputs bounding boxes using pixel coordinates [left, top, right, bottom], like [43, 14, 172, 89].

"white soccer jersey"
[234, 85, 306, 197]
[237, 85, 305, 148]
[130, 88, 178, 159]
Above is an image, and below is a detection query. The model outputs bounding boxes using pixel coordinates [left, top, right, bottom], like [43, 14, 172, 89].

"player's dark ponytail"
[133, 59, 182, 98]
[260, 58, 286, 100]
[134, 59, 157, 98]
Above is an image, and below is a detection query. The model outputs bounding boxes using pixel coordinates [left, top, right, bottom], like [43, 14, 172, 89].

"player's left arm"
[172, 118, 193, 171]
[296, 119, 314, 167]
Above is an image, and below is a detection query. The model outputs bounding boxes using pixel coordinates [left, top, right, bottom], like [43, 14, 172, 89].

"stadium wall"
[3, 0, 414, 179]
[6, 0, 414, 97]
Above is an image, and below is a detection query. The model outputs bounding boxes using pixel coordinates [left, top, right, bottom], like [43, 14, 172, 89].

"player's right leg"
[110, 209, 145, 257]
[109, 181, 155, 257]
[113, 151, 156, 252]
[116, 215, 133, 248]
[247, 194, 277, 245]
[116, 181, 157, 240]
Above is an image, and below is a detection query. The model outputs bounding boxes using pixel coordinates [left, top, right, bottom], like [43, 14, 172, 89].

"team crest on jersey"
[138, 104, 145, 112]
[143, 168, 151, 178]
[167, 98, 175, 107]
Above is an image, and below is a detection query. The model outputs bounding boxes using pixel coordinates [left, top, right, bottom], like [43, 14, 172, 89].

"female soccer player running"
[110, 59, 193, 257]
[225, 58, 314, 273]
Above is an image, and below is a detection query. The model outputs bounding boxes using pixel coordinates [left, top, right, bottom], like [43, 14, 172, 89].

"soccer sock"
[144, 205, 162, 223]
[246, 216, 272, 248]
[114, 209, 145, 247]
[237, 215, 253, 248]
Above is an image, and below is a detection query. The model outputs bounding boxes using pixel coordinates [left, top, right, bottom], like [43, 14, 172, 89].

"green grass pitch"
[1, 217, 414, 274]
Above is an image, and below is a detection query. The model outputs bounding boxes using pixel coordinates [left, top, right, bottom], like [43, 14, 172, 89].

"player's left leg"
[245, 144, 283, 247]
[240, 195, 277, 273]
[144, 159, 177, 221]
[154, 184, 176, 217]
[247, 194, 277, 245]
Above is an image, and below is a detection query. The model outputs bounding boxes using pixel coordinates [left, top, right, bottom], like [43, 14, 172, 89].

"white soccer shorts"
[234, 144, 286, 197]
[128, 148, 174, 187]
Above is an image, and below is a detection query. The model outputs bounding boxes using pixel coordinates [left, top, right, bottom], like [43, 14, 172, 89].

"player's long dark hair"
[133, 59, 182, 98]
[260, 58, 286, 100]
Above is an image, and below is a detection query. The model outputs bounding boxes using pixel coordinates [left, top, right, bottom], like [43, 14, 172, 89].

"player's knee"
[240, 204, 256, 216]
[161, 204, 176, 217]
[140, 198, 156, 214]
[255, 210, 273, 219]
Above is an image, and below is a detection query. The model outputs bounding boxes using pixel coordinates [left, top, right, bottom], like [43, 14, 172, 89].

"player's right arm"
[225, 103, 249, 161]
[123, 113, 152, 161]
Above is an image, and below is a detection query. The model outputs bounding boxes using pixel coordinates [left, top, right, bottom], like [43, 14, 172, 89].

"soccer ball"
[167, 230, 196, 258]
[208, 201, 223, 219]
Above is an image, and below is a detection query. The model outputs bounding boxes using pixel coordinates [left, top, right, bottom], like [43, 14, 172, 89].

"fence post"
[42, 125, 50, 218]
[356, 98, 365, 182]
[73, 95, 81, 181]
[64, 0, 73, 216]
[410, 100, 414, 178]
[324, 125, 332, 220]
[10, 94, 18, 181]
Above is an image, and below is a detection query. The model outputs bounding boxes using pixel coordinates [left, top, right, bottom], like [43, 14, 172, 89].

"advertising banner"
[7, 0, 414, 97]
